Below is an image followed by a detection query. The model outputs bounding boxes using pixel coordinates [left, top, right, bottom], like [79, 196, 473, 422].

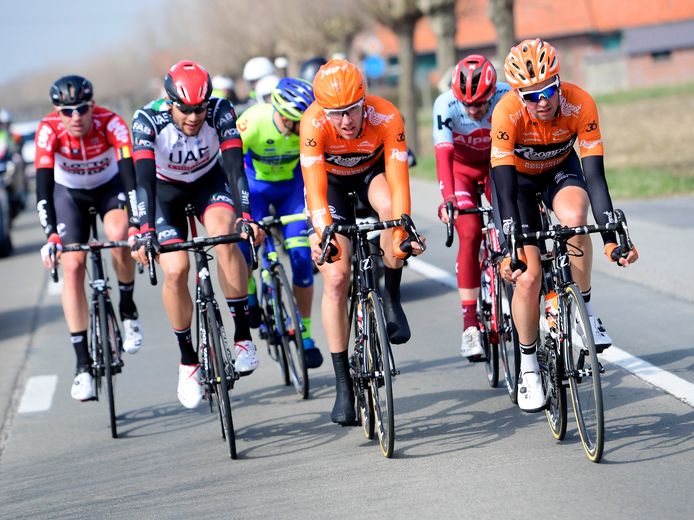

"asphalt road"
[1, 179, 692, 519]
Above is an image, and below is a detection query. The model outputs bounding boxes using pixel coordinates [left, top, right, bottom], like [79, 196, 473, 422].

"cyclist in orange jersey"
[490, 39, 638, 412]
[301, 59, 425, 425]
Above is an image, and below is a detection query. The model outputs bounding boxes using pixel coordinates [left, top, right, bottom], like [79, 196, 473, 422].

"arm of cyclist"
[432, 94, 458, 223]
[299, 112, 342, 263]
[383, 113, 424, 259]
[491, 164, 527, 282]
[215, 98, 263, 246]
[35, 166, 63, 267]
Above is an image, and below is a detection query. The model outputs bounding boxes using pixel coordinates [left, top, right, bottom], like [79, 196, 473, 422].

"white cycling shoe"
[122, 319, 143, 354]
[177, 364, 203, 409]
[234, 340, 259, 375]
[71, 369, 95, 401]
[460, 327, 484, 359]
[517, 370, 546, 413]
[589, 316, 612, 351]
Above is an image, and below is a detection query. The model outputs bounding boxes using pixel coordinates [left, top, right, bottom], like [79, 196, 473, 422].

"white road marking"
[17, 375, 58, 413]
[408, 257, 694, 408]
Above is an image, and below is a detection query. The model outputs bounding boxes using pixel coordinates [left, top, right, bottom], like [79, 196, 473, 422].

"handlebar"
[49, 240, 130, 283]
[317, 213, 425, 266]
[444, 202, 454, 248]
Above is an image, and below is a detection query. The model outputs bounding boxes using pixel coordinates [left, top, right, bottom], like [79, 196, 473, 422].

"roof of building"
[375, 0, 694, 55]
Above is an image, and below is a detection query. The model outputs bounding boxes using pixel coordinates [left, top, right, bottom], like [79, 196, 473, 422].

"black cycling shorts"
[54, 175, 125, 244]
[154, 164, 235, 244]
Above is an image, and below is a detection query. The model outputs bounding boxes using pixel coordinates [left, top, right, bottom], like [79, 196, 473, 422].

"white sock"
[520, 341, 539, 373]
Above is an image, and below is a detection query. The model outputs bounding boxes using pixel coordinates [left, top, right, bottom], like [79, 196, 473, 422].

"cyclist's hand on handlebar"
[500, 249, 527, 283]
[605, 242, 639, 267]
[437, 197, 458, 224]
[314, 231, 341, 265]
[396, 233, 426, 259]
[236, 217, 264, 246]
[40, 234, 63, 268]
[132, 230, 160, 265]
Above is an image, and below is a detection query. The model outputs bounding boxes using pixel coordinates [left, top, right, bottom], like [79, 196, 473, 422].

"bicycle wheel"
[539, 336, 568, 441]
[563, 284, 604, 462]
[497, 279, 520, 403]
[275, 265, 308, 399]
[207, 307, 237, 459]
[480, 267, 498, 388]
[350, 295, 374, 440]
[366, 291, 394, 458]
[97, 294, 117, 439]
[260, 277, 286, 378]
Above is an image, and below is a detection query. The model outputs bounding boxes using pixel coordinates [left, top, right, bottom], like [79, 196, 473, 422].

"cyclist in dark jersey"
[130, 60, 260, 410]
[36, 75, 142, 401]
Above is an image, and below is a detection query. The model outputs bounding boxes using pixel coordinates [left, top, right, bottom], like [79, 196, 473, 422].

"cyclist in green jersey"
[237, 77, 323, 368]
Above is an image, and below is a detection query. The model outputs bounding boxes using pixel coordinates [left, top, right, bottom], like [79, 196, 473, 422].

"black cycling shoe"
[384, 300, 411, 345]
[330, 352, 357, 426]
[303, 341, 324, 369]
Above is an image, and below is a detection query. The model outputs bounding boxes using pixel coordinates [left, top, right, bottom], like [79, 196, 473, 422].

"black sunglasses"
[173, 101, 209, 115]
[57, 103, 91, 117]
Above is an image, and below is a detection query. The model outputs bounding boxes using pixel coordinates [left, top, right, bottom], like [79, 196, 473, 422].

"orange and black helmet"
[504, 39, 560, 89]
[312, 59, 366, 109]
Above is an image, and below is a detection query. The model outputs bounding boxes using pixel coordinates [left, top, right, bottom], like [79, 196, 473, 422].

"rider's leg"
[61, 250, 89, 367]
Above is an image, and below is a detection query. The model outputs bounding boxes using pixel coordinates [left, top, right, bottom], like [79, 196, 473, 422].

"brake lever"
[445, 202, 454, 248]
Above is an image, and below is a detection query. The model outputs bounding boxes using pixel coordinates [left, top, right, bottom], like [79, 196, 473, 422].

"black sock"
[227, 297, 251, 342]
[118, 281, 138, 320]
[384, 267, 403, 306]
[520, 341, 537, 355]
[175, 327, 197, 365]
[581, 287, 591, 303]
[71, 330, 90, 369]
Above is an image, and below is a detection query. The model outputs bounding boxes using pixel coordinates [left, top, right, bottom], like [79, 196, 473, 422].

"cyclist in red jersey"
[35, 75, 142, 401]
[301, 59, 425, 425]
[491, 39, 639, 412]
[433, 55, 511, 360]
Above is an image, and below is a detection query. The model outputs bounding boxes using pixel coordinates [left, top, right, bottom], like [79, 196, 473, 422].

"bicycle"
[507, 204, 634, 462]
[145, 204, 257, 459]
[318, 203, 425, 458]
[49, 208, 127, 439]
[443, 189, 519, 403]
[255, 213, 308, 399]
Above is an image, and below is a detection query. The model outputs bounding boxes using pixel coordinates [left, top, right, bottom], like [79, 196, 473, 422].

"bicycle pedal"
[467, 354, 485, 363]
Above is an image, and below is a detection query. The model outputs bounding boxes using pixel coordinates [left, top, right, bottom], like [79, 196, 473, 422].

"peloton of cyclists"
[491, 39, 639, 412]
[130, 60, 261, 410]
[236, 77, 324, 369]
[432, 55, 511, 360]
[35, 75, 143, 401]
[300, 59, 425, 425]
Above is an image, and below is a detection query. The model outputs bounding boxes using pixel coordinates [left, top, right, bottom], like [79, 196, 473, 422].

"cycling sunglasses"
[463, 99, 490, 108]
[323, 98, 364, 119]
[520, 77, 560, 103]
[173, 101, 209, 115]
[57, 102, 91, 117]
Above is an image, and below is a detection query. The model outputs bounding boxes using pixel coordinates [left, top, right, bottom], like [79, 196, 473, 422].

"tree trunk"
[395, 24, 419, 155]
[489, 0, 516, 67]
[419, 0, 457, 77]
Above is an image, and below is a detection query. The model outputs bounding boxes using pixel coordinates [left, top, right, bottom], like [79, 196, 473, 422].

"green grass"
[594, 82, 694, 105]
[410, 153, 694, 199]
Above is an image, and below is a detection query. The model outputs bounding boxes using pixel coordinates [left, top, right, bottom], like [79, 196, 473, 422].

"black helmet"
[50, 75, 94, 105]
[299, 56, 328, 83]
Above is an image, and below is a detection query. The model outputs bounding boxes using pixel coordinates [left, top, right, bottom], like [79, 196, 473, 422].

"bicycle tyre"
[97, 294, 117, 439]
[366, 291, 394, 458]
[275, 265, 309, 399]
[563, 284, 604, 462]
[351, 296, 374, 440]
[480, 267, 499, 388]
[207, 307, 237, 459]
[260, 275, 286, 380]
[540, 337, 568, 441]
[498, 280, 520, 403]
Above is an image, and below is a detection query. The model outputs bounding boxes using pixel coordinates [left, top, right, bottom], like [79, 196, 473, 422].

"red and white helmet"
[451, 55, 497, 105]
[164, 60, 212, 105]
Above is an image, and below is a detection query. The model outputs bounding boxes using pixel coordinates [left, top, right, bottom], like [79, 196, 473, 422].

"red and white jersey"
[35, 106, 132, 190]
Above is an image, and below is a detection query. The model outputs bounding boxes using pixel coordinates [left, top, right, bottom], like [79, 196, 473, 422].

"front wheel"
[563, 284, 604, 463]
[366, 291, 395, 458]
[498, 280, 520, 403]
[207, 308, 237, 459]
[275, 265, 309, 399]
[97, 294, 117, 439]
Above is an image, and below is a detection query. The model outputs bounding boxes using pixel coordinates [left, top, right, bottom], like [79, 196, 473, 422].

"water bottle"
[544, 290, 558, 336]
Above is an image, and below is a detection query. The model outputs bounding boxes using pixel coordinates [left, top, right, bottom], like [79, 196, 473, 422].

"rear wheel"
[275, 265, 308, 399]
[540, 337, 567, 441]
[207, 308, 237, 459]
[366, 291, 394, 458]
[479, 268, 498, 388]
[564, 284, 604, 463]
[97, 295, 117, 439]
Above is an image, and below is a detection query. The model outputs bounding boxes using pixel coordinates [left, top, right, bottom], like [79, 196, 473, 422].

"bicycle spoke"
[276, 266, 309, 399]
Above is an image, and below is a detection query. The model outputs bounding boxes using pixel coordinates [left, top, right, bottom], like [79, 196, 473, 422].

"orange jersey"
[300, 95, 411, 242]
[490, 82, 604, 175]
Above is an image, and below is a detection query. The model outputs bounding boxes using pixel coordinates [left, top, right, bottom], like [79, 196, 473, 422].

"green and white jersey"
[237, 103, 299, 182]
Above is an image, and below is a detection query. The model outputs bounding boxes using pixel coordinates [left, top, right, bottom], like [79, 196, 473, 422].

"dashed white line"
[408, 257, 694, 408]
[18, 375, 58, 413]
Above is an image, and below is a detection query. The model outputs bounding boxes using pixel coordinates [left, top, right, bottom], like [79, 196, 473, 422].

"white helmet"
[243, 56, 276, 82]
[211, 75, 234, 91]
[255, 74, 279, 103]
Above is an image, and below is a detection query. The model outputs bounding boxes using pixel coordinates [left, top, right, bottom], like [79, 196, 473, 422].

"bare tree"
[360, 0, 423, 154]
[418, 0, 457, 78]
[488, 0, 516, 66]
